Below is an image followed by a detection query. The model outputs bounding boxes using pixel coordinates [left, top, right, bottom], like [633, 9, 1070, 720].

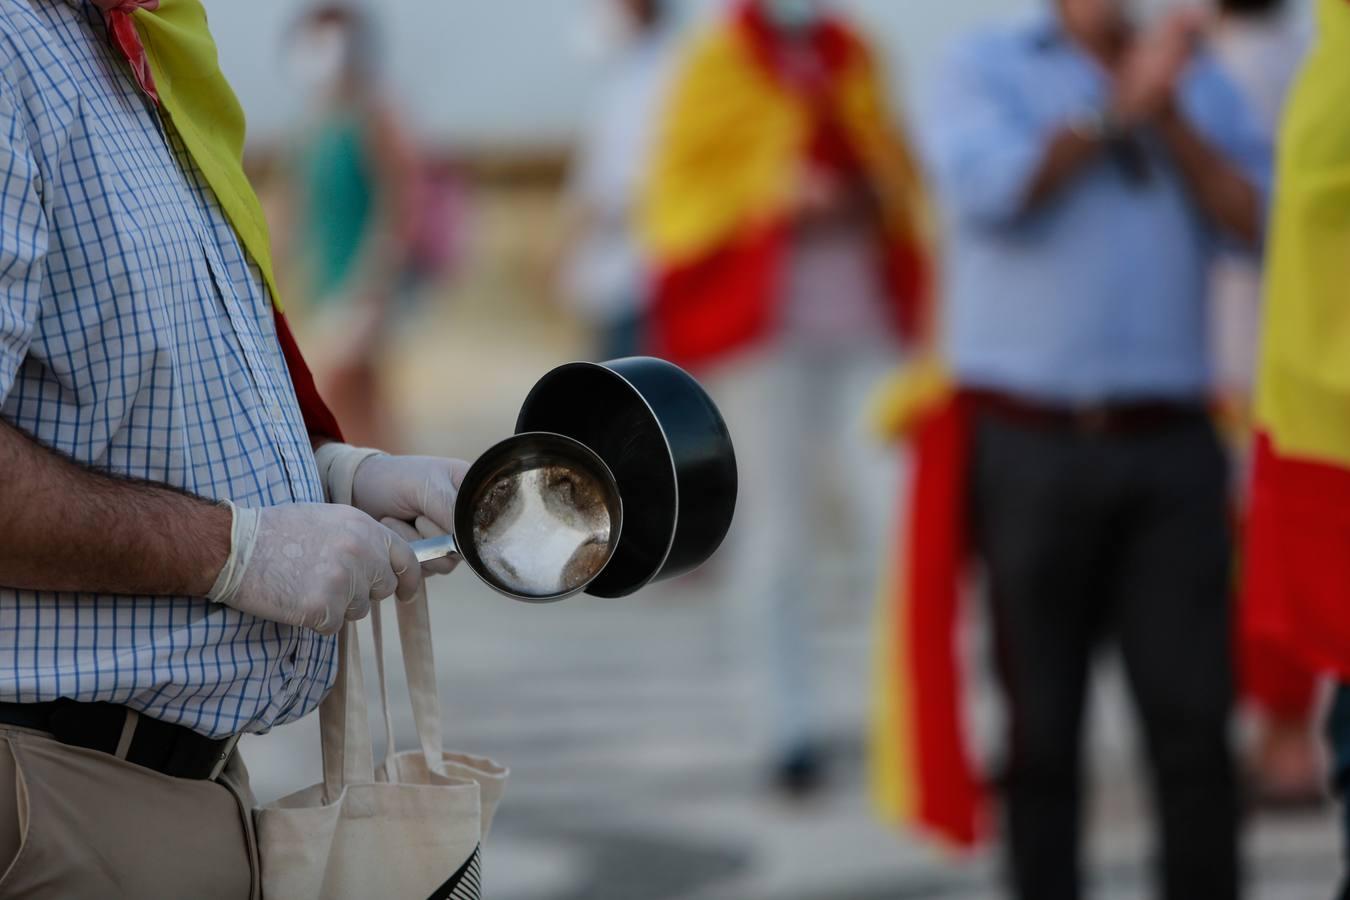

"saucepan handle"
[411, 534, 459, 564]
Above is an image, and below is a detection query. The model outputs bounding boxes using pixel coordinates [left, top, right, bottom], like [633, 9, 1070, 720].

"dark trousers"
[970, 412, 1239, 900]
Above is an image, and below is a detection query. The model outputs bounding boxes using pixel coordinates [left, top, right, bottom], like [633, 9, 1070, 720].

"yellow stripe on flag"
[640, 23, 804, 266]
[870, 543, 917, 823]
[1253, 0, 1350, 465]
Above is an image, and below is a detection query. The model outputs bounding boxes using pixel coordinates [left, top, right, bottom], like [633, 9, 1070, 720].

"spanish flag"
[125, 0, 342, 441]
[868, 362, 984, 849]
[1244, 0, 1350, 680]
[639, 1, 931, 369]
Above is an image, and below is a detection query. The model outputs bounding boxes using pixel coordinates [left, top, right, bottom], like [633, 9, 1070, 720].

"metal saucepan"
[410, 432, 624, 603]
[516, 357, 738, 598]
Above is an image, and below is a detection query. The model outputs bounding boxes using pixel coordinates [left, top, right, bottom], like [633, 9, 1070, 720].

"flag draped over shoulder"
[639, 1, 930, 369]
[867, 362, 985, 849]
[129, 0, 342, 441]
[1243, 0, 1350, 679]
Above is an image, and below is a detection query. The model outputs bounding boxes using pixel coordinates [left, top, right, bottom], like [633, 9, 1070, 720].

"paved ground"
[242, 567, 1343, 900]
[244, 186, 1345, 899]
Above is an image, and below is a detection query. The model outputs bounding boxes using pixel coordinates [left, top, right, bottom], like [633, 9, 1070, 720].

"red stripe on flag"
[647, 227, 786, 370]
[1244, 431, 1350, 680]
[899, 397, 984, 847]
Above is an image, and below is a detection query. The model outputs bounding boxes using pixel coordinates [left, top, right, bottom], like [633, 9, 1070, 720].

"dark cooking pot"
[516, 357, 737, 598]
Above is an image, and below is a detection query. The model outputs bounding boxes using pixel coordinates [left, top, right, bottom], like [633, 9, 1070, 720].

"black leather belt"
[0, 699, 238, 781]
[967, 389, 1207, 436]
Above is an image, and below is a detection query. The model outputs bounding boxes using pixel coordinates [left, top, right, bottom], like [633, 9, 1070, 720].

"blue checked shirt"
[0, 1, 335, 737]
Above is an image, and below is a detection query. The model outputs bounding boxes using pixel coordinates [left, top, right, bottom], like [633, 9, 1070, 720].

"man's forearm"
[1157, 106, 1261, 245]
[0, 418, 230, 597]
[1022, 128, 1105, 213]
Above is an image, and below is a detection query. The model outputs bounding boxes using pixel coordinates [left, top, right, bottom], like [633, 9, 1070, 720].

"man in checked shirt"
[0, 2, 471, 896]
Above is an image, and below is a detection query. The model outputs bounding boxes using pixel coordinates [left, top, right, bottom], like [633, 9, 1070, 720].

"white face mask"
[289, 24, 348, 97]
[764, 0, 822, 31]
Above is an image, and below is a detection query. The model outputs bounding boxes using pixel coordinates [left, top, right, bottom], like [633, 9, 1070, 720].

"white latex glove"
[313, 443, 470, 577]
[380, 516, 446, 582]
[207, 501, 422, 635]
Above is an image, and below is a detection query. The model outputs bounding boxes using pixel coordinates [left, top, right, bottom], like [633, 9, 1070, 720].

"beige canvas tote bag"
[257, 592, 507, 899]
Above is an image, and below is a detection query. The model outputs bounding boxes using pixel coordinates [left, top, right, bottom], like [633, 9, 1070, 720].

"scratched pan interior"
[454, 432, 625, 603]
[516, 358, 738, 598]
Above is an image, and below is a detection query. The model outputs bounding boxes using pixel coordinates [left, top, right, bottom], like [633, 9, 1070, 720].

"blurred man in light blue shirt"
[926, 8, 1268, 404]
[920, 2, 1268, 898]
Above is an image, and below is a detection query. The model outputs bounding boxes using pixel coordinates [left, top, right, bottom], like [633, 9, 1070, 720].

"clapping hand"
[1111, 8, 1207, 127]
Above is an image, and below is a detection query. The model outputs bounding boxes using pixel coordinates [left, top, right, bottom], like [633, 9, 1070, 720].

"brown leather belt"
[966, 388, 1207, 436]
[0, 699, 237, 781]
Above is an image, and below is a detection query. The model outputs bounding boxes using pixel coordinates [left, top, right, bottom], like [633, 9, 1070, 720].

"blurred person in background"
[563, 0, 677, 361]
[284, 4, 422, 448]
[640, 0, 931, 794]
[1240, 0, 1350, 892]
[922, 0, 1267, 896]
[1205, 0, 1320, 809]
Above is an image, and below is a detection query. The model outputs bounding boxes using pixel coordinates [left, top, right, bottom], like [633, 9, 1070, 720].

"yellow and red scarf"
[102, 0, 342, 442]
[639, 1, 931, 369]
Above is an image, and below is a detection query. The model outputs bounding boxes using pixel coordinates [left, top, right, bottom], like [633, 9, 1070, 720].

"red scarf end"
[107, 10, 160, 106]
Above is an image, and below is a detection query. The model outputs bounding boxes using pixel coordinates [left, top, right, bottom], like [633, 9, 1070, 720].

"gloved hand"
[315, 444, 469, 577]
[207, 501, 422, 635]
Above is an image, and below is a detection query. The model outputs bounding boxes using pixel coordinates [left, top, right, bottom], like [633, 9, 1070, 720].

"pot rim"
[456, 430, 626, 604]
[516, 360, 680, 596]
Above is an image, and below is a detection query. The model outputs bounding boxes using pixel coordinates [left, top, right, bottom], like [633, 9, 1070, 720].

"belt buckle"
[208, 734, 241, 781]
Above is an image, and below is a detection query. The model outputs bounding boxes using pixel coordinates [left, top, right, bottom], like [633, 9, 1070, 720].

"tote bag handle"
[319, 623, 377, 802]
[370, 587, 447, 777]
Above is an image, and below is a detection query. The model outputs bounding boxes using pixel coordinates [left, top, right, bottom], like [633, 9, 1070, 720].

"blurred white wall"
[210, 0, 1035, 149]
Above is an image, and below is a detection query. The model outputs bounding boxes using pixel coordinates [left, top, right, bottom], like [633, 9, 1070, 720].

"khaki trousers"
[0, 725, 259, 899]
